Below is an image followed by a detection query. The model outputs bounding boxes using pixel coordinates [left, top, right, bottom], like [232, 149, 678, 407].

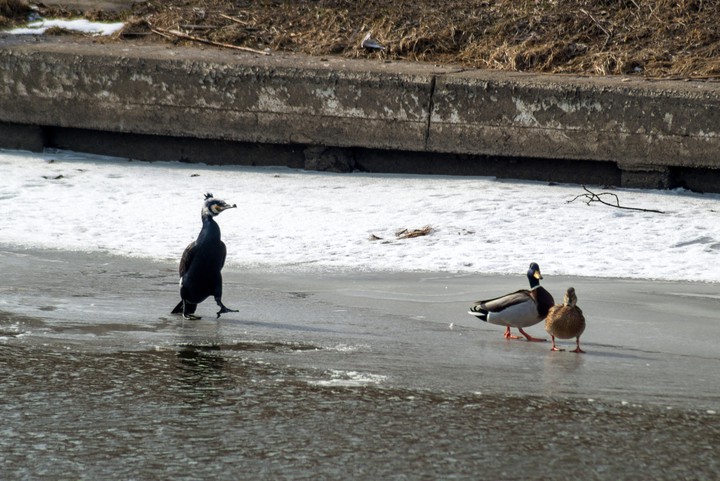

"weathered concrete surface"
[1, 37, 720, 189]
[429, 72, 720, 169]
[0, 122, 45, 151]
[0, 39, 435, 151]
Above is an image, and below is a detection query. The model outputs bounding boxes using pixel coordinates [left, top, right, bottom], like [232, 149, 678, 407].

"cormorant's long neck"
[197, 214, 221, 243]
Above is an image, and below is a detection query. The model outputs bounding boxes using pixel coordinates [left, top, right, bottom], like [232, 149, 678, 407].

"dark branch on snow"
[567, 185, 665, 214]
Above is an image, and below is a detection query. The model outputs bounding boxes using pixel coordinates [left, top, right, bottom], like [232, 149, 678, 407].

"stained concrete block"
[619, 164, 672, 189]
[0, 122, 45, 151]
[304, 146, 356, 172]
[1, 38, 720, 190]
[45, 127, 305, 167]
[428, 70, 720, 170]
[0, 41, 435, 152]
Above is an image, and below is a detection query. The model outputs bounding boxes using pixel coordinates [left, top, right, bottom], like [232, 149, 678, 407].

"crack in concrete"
[424, 75, 437, 150]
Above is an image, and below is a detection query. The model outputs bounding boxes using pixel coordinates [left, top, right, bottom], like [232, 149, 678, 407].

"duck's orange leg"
[550, 335, 565, 351]
[571, 337, 585, 353]
[503, 326, 522, 340]
[518, 328, 545, 342]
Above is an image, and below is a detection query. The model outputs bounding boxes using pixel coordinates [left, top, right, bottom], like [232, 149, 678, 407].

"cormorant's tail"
[468, 304, 489, 322]
[171, 300, 183, 314]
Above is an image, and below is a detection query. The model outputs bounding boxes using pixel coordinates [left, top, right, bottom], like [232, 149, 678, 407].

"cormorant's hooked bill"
[203, 192, 237, 217]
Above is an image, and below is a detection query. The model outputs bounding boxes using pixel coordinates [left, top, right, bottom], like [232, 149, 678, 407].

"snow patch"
[7, 19, 124, 36]
[1, 148, 719, 282]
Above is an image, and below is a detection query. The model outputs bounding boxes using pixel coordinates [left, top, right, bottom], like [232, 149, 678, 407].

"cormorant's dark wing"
[179, 241, 197, 277]
[218, 241, 227, 270]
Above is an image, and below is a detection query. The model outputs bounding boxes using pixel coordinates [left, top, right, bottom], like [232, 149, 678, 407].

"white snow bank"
[7, 19, 124, 36]
[1, 149, 719, 282]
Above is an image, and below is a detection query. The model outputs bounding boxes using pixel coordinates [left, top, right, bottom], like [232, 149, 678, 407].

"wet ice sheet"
[1, 148, 719, 281]
[2, 248, 718, 411]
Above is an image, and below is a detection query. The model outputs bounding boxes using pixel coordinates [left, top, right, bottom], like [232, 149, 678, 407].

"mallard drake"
[545, 287, 586, 353]
[468, 262, 555, 342]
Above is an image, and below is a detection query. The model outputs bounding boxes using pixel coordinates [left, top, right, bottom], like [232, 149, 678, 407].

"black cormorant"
[171, 193, 238, 320]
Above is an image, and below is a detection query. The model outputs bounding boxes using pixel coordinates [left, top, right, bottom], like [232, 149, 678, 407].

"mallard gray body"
[468, 262, 555, 342]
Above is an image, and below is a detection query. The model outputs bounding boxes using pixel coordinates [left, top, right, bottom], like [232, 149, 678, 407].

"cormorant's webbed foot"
[183, 313, 202, 320]
[216, 306, 238, 319]
[215, 298, 238, 319]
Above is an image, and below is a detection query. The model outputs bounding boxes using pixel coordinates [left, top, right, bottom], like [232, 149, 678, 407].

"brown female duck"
[545, 287, 586, 353]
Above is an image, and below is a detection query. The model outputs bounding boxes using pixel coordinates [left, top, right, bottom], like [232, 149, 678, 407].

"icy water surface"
[2, 248, 719, 480]
[2, 341, 718, 480]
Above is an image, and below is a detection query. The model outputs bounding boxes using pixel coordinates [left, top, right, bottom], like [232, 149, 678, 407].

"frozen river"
[1, 148, 719, 479]
[1, 247, 718, 480]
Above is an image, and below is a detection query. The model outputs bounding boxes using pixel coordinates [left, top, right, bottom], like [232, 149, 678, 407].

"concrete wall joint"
[423, 75, 437, 150]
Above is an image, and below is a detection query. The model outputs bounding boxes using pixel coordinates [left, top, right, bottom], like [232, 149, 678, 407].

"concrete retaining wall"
[2, 38, 720, 190]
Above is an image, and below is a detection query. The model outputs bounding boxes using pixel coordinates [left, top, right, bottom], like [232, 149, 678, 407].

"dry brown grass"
[0, 0, 27, 15]
[34, 0, 720, 79]
[0, 0, 29, 26]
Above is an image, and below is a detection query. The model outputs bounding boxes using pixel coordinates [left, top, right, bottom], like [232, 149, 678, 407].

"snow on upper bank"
[1, 149, 719, 282]
[6, 19, 124, 36]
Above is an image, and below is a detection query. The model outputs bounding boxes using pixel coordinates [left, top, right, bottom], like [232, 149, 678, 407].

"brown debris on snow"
[396, 226, 434, 239]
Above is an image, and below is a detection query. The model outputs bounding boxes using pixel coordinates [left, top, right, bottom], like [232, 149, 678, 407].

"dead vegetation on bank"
[0, 0, 28, 26]
[20, 1, 720, 79]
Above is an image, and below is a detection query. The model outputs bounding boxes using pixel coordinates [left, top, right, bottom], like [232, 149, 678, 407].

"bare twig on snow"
[567, 185, 665, 213]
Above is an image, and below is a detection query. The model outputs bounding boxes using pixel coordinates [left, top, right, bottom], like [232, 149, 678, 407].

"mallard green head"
[527, 262, 543, 287]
